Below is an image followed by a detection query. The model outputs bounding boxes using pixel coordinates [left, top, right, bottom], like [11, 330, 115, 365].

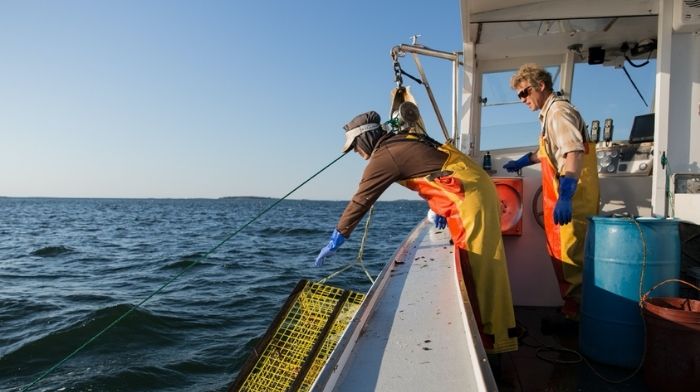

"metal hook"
[410, 34, 422, 46]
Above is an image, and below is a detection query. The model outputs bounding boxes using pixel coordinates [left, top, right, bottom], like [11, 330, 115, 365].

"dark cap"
[342, 111, 381, 153]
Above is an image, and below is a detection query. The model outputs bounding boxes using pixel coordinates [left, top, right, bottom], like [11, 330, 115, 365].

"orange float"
[492, 177, 523, 236]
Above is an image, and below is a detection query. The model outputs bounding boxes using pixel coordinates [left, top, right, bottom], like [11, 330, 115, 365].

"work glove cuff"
[503, 152, 535, 172]
[558, 176, 578, 200]
[328, 229, 346, 250]
[517, 152, 533, 167]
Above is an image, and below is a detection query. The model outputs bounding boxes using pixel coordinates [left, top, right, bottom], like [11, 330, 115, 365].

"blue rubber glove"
[314, 229, 346, 267]
[553, 176, 577, 225]
[503, 152, 534, 173]
[435, 215, 447, 230]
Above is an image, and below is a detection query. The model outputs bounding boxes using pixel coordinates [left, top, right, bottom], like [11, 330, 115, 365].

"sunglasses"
[517, 85, 533, 99]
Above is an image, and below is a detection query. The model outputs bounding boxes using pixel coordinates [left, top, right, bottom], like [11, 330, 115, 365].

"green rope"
[20, 152, 349, 392]
[581, 217, 647, 384]
[573, 218, 648, 383]
[319, 205, 376, 285]
[525, 217, 651, 383]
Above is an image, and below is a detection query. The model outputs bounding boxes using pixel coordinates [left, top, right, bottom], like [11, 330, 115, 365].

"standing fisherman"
[504, 63, 600, 329]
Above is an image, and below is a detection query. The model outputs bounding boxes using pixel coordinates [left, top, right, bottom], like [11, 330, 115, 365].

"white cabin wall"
[461, 42, 477, 156]
[652, 0, 674, 216]
[667, 33, 700, 173]
[652, 0, 700, 219]
[667, 31, 700, 223]
[692, 34, 700, 168]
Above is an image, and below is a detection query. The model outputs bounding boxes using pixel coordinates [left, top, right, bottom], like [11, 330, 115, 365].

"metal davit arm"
[391, 42, 462, 143]
[392, 43, 461, 62]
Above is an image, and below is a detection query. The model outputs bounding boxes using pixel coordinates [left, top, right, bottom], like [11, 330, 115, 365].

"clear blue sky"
[1, 0, 462, 200]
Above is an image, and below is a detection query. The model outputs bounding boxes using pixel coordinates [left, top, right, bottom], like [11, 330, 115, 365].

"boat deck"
[495, 306, 649, 392]
[314, 221, 495, 391]
[313, 220, 653, 391]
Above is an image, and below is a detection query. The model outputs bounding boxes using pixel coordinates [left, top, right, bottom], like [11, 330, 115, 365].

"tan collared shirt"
[538, 94, 585, 173]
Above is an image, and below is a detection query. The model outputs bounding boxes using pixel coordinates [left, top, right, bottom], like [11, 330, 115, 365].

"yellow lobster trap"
[229, 280, 365, 391]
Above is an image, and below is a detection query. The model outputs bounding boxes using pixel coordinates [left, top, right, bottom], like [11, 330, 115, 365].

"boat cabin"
[236, 1, 700, 391]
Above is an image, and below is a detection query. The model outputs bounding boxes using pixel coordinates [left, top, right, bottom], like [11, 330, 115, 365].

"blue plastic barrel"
[579, 216, 680, 368]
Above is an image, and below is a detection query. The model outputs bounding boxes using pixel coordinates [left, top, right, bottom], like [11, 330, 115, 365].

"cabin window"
[479, 66, 560, 151]
[571, 60, 656, 143]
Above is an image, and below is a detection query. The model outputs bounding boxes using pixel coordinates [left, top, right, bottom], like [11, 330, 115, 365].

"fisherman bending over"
[315, 107, 519, 354]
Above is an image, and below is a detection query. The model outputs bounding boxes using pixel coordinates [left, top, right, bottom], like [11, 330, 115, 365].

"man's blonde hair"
[510, 63, 553, 91]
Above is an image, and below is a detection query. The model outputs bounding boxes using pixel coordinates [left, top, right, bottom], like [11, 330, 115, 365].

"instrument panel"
[595, 142, 653, 177]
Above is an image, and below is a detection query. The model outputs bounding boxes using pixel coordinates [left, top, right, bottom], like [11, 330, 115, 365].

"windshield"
[479, 66, 560, 150]
[571, 60, 656, 142]
[478, 61, 655, 151]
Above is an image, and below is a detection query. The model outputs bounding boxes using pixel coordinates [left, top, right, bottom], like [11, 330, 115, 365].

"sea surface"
[0, 197, 426, 392]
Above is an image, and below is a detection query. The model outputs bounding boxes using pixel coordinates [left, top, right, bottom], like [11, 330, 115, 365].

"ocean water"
[0, 197, 426, 392]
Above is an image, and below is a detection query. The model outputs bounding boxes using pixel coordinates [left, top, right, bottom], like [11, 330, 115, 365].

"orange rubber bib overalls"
[538, 98, 600, 318]
[402, 140, 518, 354]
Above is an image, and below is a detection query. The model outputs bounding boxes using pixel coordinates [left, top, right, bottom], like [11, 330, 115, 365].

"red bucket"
[641, 279, 700, 391]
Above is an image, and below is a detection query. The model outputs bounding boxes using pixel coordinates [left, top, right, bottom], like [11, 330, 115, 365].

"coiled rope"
[521, 216, 651, 384]
[578, 217, 647, 384]
[20, 152, 349, 392]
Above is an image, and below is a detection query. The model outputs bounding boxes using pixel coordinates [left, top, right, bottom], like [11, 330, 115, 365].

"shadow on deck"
[492, 306, 648, 392]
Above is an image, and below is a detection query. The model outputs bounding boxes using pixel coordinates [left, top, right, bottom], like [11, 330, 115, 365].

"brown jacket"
[336, 133, 447, 237]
